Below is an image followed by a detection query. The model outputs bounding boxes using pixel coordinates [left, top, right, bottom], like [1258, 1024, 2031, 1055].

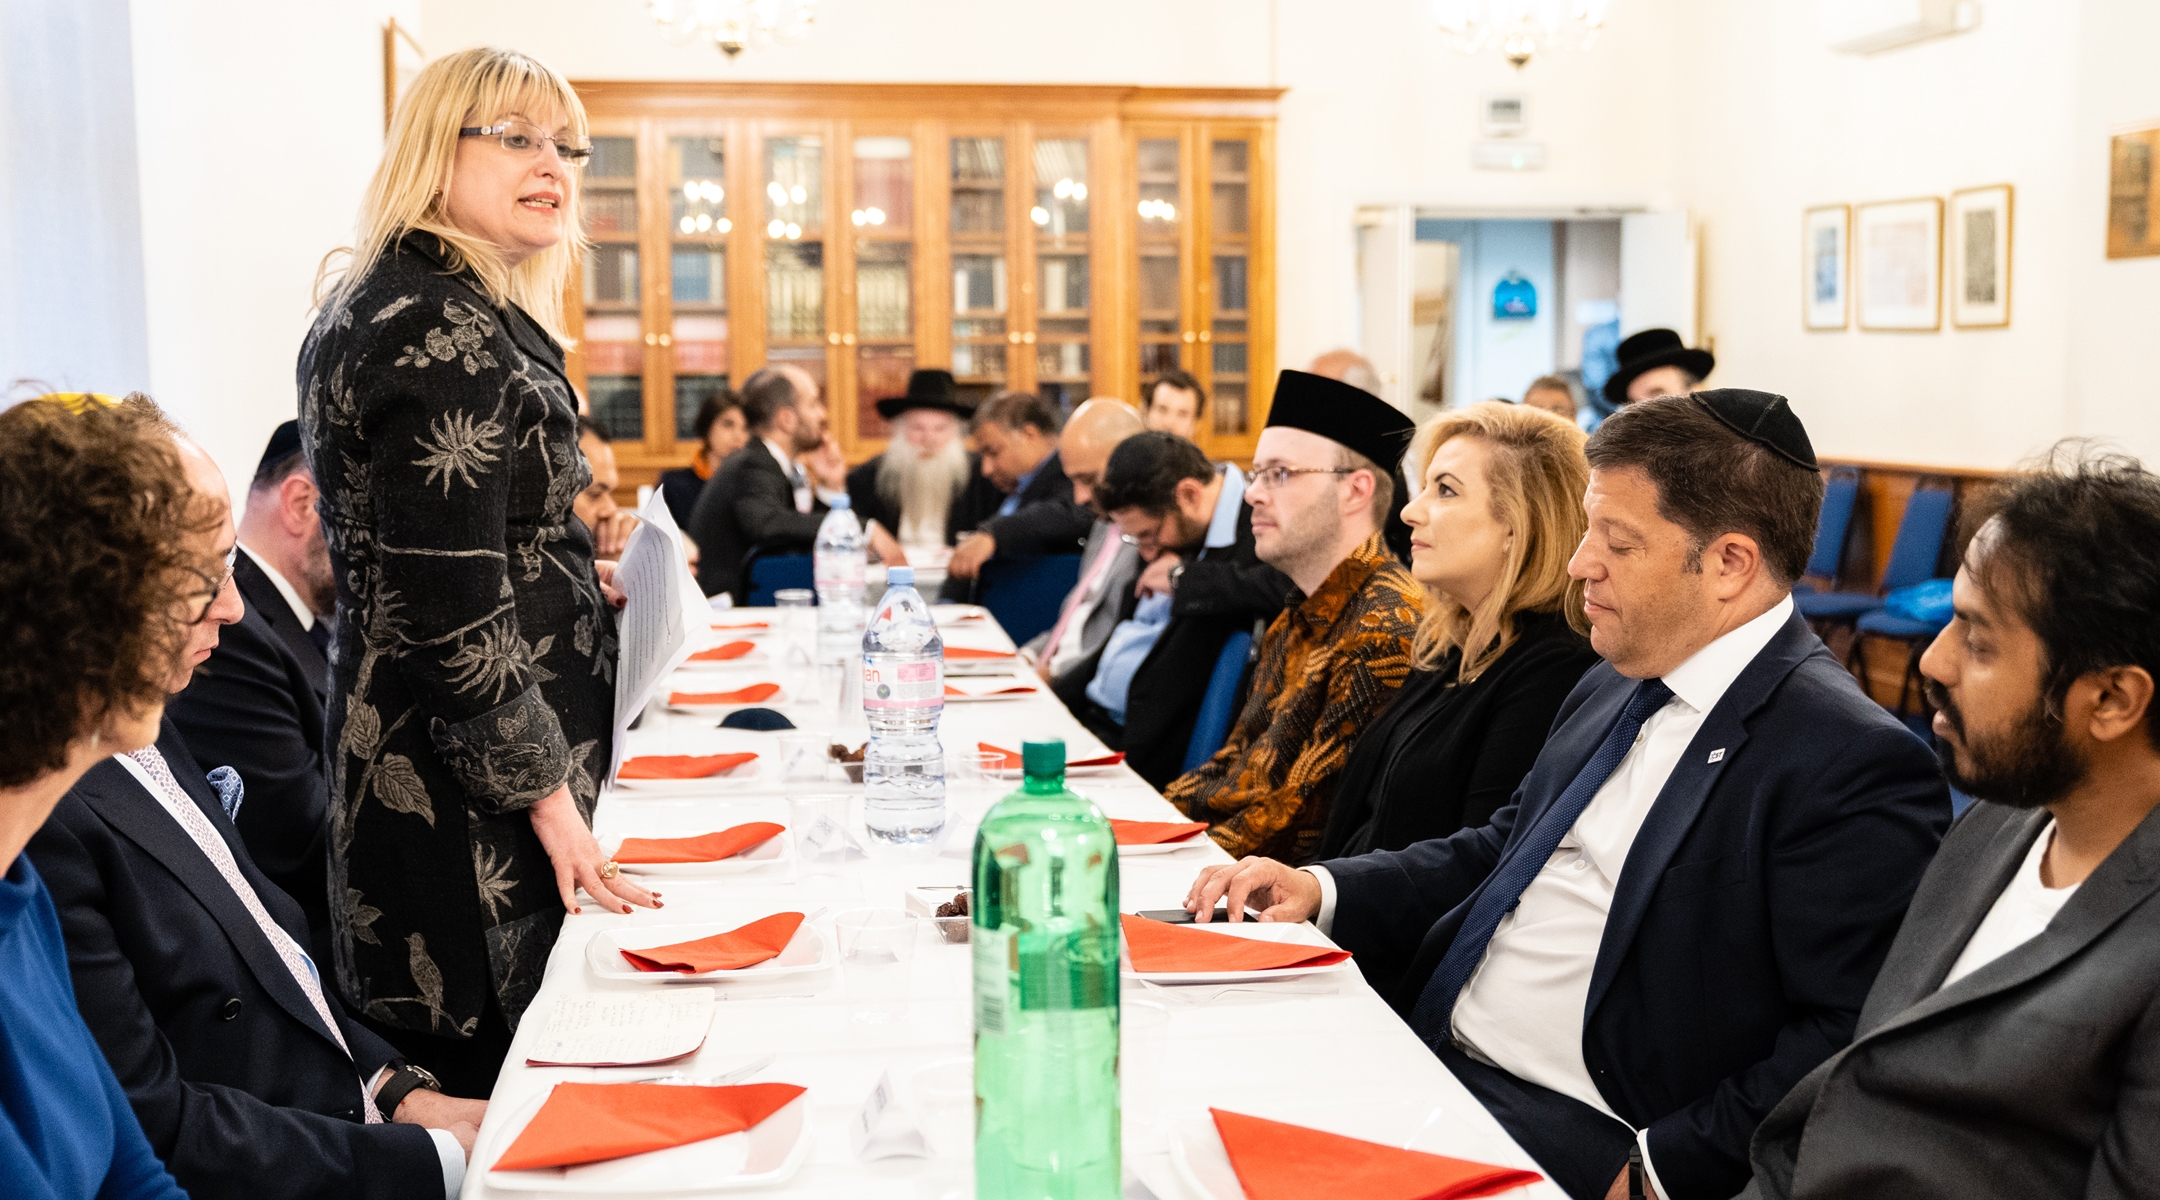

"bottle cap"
[1021, 740, 1065, 778]
[886, 566, 914, 585]
[829, 494, 851, 509]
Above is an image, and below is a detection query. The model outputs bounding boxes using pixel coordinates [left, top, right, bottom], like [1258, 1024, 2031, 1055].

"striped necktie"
[128, 747, 383, 1123]
[1409, 677, 1674, 1044]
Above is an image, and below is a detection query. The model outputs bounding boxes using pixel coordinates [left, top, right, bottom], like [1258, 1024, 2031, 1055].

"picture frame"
[1948, 184, 2013, 328]
[2107, 122, 2160, 259]
[1803, 204, 1850, 330]
[1855, 196, 1942, 332]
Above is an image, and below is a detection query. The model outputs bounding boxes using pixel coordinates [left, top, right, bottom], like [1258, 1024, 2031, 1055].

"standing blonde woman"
[1311, 401, 1601, 861]
[300, 47, 658, 1092]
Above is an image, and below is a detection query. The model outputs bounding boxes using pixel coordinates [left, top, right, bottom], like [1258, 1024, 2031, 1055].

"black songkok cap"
[1691, 389, 1817, 471]
[257, 419, 304, 475]
[1263, 370, 1417, 471]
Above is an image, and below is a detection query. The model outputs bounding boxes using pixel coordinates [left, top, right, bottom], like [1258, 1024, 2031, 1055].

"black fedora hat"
[1603, 328, 1715, 409]
[874, 368, 971, 421]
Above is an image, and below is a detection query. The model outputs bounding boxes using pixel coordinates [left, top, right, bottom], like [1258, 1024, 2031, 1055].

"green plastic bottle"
[972, 739, 1121, 1199]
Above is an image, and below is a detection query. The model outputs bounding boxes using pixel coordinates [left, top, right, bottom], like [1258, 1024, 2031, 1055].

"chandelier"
[1435, 0, 1611, 70]
[643, 0, 816, 59]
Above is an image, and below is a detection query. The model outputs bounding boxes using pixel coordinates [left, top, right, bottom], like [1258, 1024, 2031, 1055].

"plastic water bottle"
[973, 739, 1120, 1197]
[814, 495, 866, 663]
[860, 566, 945, 853]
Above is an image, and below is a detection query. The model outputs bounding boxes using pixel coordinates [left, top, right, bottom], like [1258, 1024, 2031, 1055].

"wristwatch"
[1167, 562, 1187, 592]
[374, 1058, 443, 1118]
[1626, 1144, 1648, 1200]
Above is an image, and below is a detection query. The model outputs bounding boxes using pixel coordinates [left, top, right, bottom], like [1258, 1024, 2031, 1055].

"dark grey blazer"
[1745, 801, 2160, 1200]
[1020, 519, 1140, 685]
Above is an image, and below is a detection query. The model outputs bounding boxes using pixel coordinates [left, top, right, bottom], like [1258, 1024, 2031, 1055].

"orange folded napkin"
[615, 822, 784, 864]
[617, 752, 759, 781]
[668, 682, 781, 706]
[979, 743, 1126, 770]
[619, 912, 805, 974]
[492, 1081, 807, 1172]
[946, 684, 1038, 697]
[710, 620, 770, 630]
[1109, 819, 1209, 846]
[1119, 914, 1352, 974]
[687, 640, 757, 662]
[943, 646, 1016, 659]
[1208, 1108, 1542, 1200]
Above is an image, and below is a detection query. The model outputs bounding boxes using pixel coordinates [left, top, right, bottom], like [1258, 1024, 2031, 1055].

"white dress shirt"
[1309, 593, 1794, 1198]
[239, 543, 315, 630]
[1941, 820, 2077, 989]
[112, 754, 466, 1194]
[764, 438, 812, 514]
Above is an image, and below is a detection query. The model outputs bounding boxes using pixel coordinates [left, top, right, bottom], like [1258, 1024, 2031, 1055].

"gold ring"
[598, 860, 620, 880]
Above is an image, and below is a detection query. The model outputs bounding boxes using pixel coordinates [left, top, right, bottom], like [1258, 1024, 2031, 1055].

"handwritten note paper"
[523, 989, 717, 1067]
[608, 493, 707, 784]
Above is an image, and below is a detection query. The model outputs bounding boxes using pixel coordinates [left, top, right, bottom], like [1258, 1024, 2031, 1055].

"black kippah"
[1691, 389, 1817, 471]
[257, 419, 304, 476]
[1264, 370, 1418, 471]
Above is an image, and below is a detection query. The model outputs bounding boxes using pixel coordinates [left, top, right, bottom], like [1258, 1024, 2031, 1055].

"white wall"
[1674, 0, 2160, 468]
[127, 0, 414, 510]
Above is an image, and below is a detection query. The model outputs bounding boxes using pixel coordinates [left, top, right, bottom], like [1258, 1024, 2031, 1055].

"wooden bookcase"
[562, 82, 1281, 494]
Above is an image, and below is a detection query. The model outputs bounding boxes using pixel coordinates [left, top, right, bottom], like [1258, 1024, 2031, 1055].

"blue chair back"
[975, 554, 1083, 647]
[743, 553, 814, 608]
[1805, 466, 1861, 583]
[1182, 629, 1255, 774]
[1881, 484, 1955, 593]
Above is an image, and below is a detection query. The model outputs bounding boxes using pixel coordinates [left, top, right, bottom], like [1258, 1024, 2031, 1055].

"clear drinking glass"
[835, 908, 919, 1023]
[778, 732, 836, 785]
[788, 793, 853, 881]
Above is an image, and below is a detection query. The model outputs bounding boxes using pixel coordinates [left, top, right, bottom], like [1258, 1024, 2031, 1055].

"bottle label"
[862, 657, 944, 710]
[972, 926, 1011, 1036]
[815, 555, 864, 589]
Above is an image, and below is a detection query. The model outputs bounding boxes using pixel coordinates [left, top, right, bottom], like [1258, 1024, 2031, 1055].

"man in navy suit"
[167, 421, 336, 954]
[29, 431, 483, 1199]
[1186, 391, 1949, 1200]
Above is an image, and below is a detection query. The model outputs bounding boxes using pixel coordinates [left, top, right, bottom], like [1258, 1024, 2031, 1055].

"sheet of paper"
[608, 493, 708, 784]
[523, 988, 717, 1067]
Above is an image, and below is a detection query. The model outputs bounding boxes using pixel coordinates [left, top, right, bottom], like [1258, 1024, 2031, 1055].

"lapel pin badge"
[1707, 748, 1726, 764]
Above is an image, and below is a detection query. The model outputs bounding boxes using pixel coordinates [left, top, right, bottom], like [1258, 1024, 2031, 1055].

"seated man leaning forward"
[1744, 450, 2160, 1200]
[1164, 369, 1425, 863]
[1186, 391, 1950, 1200]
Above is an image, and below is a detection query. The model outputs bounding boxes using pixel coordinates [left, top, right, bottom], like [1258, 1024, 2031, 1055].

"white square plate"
[587, 919, 832, 983]
[1121, 919, 1356, 985]
[482, 1088, 811, 1194]
[1169, 1101, 1543, 1200]
[662, 686, 790, 715]
[603, 830, 789, 877]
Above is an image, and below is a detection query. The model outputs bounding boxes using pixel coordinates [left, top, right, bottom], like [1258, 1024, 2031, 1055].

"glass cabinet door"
[668, 131, 730, 438]
[851, 134, 914, 440]
[581, 133, 644, 439]
[1031, 135, 1090, 414]
[1204, 136, 1252, 437]
[763, 133, 828, 396]
[949, 134, 1009, 408]
[1133, 132, 1188, 402]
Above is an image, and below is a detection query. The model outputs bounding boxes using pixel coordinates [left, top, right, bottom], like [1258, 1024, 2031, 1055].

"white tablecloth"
[460, 607, 1560, 1199]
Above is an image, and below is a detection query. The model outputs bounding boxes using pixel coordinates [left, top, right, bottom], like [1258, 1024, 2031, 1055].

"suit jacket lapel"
[234, 553, 328, 695]
[1584, 612, 1817, 1018]
[1859, 804, 2160, 1044]
[83, 732, 347, 1054]
[1857, 805, 2045, 1026]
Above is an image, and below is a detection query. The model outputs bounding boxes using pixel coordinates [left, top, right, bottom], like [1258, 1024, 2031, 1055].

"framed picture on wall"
[1855, 197, 1942, 331]
[1803, 204, 1849, 330]
[1949, 184, 2013, 328]
[2107, 123, 2160, 259]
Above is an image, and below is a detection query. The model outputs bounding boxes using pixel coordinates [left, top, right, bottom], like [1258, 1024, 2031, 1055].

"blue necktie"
[1410, 677, 1674, 1043]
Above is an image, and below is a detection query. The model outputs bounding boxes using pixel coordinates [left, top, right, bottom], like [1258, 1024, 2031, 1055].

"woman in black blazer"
[299, 48, 657, 1091]
[1317, 402, 1600, 859]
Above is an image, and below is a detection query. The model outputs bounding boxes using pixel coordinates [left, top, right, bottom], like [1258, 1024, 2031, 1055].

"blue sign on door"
[1492, 272, 1537, 320]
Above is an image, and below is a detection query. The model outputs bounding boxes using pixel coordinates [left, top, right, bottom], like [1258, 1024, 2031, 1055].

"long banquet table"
[462, 606, 1560, 1199]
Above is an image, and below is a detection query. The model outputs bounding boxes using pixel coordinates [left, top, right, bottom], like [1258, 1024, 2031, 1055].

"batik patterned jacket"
[1166, 532, 1422, 863]
[298, 233, 617, 1038]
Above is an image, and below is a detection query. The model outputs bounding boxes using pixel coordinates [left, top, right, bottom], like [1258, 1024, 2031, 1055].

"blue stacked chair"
[1795, 479, 1954, 632]
[974, 554, 1083, 647]
[1182, 629, 1257, 773]
[1792, 466, 1861, 597]
[742, 552, 814, 607]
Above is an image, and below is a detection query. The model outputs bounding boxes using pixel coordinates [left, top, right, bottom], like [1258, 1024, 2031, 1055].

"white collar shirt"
[239, 543, 315, 630]
[1448, 595, 1794, 1128]
[764, 438, 812, 514]
[1940, 820, 2077, 989]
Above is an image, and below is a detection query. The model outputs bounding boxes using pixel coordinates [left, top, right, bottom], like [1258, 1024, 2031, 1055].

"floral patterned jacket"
[1166, 532, 1423, 863]
[298, 233, 617, 1037]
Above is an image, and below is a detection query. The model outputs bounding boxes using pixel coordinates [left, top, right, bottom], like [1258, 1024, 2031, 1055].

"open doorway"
[1357, 206, 1697, 429]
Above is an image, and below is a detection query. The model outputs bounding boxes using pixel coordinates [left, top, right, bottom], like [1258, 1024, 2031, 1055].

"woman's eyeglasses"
[458, 120, 593, 168]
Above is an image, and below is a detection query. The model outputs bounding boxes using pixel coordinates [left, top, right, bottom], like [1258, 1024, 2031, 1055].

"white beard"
[876, 438, 972, 545]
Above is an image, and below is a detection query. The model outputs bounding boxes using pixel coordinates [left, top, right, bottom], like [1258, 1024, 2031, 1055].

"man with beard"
[167, 420, 341, 953]
[845, 369, 1001, 551]
[1743, 452, 2160, 1200]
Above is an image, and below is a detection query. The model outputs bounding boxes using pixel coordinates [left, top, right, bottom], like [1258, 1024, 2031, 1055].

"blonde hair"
[1408, 402, 1591, 682]
[313, 47, 587, 341]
